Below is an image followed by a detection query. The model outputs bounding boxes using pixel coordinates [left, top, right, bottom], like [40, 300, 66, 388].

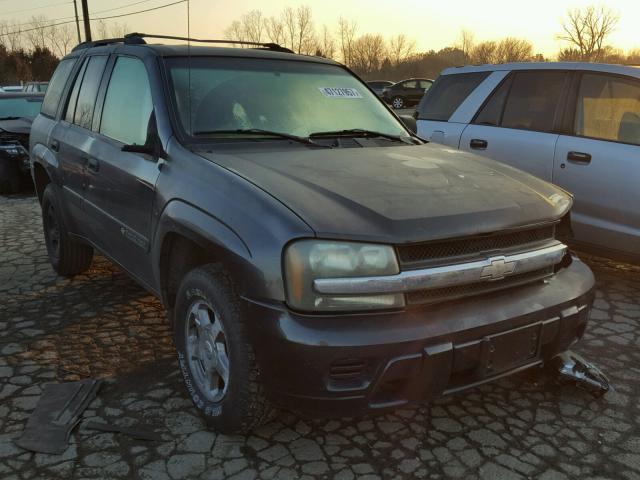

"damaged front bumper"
[246, 257, 596, 416]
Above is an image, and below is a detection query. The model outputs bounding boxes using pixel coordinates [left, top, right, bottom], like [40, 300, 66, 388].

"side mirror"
[399, 114, 417, 134]
[121, 111, 165, 158]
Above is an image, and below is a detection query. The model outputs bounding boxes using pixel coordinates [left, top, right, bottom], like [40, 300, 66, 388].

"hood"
[0, 117, 32, 136]
[197, 143, 571, 244]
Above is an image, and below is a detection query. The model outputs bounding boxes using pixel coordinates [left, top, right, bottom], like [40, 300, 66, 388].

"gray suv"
[30, 34, 595, 433]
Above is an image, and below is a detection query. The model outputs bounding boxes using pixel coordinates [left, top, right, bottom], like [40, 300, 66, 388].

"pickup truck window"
[166, 57, 407, 140]
[575, 73, 640, 145]
[417, 72, 488, 121]
[100, 57, 153, 145]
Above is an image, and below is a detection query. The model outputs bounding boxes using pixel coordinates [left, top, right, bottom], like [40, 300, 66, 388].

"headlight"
[284, 239, 405, 312]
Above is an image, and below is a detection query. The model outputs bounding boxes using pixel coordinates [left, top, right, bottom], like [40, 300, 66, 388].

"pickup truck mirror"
[121, 111, 166, 158]
[398, 114, 417, 134]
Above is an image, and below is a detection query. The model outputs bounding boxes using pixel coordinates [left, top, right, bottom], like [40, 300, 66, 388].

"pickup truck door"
[84, 55, 160, 285]
[459, 70, 570, 182]
[552, 71, 640, 258]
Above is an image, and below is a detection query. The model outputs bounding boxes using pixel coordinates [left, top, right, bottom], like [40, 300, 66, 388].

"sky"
[6, 0, 640, 56]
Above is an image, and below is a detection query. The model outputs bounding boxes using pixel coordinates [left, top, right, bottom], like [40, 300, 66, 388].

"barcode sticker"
[319, 87, 363, 98]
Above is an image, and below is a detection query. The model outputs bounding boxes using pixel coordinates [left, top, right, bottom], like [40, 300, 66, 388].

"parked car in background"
[366, 80, 394, 97]
[383, 78, 433, 109]
[0, 92, 44, 193]
[31, 35, 594, 433]
[1, 85, 24, 93]
[416, 62, 640, 263]
[24, 81, 49, 93]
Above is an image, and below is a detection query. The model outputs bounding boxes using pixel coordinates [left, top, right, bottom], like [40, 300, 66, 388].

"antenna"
[186, 0, 192, 136]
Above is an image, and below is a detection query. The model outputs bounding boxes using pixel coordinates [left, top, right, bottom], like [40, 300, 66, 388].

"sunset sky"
[6, 0, 640, 57]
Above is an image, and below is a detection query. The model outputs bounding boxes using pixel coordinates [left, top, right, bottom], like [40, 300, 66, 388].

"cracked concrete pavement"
[1, 193, 640, 480]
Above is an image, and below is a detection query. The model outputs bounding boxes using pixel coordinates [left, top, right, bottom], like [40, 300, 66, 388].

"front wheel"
[391, 96, 405, 109]
[173, 264, 273, 433]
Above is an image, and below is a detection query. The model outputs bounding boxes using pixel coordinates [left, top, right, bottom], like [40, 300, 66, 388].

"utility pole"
[73, 0, 81, 44]
[81, 0, 92, 42]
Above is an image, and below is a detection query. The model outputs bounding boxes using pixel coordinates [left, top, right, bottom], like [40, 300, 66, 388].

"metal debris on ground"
[15, 379, 101, 454]
[549, 350, 611, 396]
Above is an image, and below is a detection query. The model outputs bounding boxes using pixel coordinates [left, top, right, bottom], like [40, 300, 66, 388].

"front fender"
[31, 142, 61, 186]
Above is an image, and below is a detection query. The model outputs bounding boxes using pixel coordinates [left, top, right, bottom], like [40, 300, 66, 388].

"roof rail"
[123, 33, 294, 53]
[71, 35, 146, 52]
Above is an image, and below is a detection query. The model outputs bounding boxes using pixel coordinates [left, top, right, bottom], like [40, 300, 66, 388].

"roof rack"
[71, 33, 293, 53]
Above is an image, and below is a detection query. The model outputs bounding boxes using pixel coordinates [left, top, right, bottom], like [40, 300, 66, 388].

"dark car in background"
[383, 78, 434, 109]
[0, 92, 44, 193]
[366, 80, 394, 97]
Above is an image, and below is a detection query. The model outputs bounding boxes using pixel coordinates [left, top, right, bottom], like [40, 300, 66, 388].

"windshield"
[0, 97, 43, 119]
[166, 57, 408, 140]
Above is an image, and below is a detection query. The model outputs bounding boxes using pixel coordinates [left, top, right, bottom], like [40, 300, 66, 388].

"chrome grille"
[406, 267, 554, 306]
[397, 225, 555, 268]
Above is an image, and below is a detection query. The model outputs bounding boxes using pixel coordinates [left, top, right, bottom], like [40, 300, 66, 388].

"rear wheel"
[173, 264, 273, 433]
[391, 96, 405, 109]
[42, 184, 93, 276]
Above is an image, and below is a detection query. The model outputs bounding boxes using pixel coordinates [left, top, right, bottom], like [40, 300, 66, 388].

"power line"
[2, 0, 175, 29]
[0, 0, 187, 37]
[4, 1, 73, 16]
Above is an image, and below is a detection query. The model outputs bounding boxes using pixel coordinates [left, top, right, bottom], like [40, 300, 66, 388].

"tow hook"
[548, 351, 610, 397]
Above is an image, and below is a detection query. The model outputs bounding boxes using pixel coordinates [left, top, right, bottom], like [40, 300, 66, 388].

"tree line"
[1, 4, 638, 85]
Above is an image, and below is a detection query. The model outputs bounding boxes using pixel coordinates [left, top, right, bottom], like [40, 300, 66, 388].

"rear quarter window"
[417, 72, 489, 121]
[41, 58, 76, 118]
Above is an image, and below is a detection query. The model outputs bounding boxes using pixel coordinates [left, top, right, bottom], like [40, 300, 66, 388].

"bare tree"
[264, 16, 285, 45]
[317, 25, 336, 58]
[0, 21, 24, 52]
[46, 24, 74, 57]
[495, 37, 533, 62]
[558, 5, 619, 61]
[388, 34, 415, 66]
[470, 41, 498, 64]
[24, 15, 48, 50]
[457, 29, 474, 62]
[351, 33, 386, 74]
[337, 16, 357, 65]
[242, 10, 265, 43]
[295, 6, 315, 54]
[94, 19, 110, 40]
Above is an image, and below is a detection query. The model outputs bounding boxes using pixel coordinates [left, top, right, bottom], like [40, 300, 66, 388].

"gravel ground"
[1, 193, 639, 480]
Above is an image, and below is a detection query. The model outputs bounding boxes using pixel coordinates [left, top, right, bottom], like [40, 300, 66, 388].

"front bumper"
[245, 257, 595, 416]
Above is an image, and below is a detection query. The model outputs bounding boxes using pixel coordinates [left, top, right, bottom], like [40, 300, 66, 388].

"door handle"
[86, 157, 100, 173]
[50, 140, 59, 152]
[567, 151, 591, 164]
[470, 138, 488, 150]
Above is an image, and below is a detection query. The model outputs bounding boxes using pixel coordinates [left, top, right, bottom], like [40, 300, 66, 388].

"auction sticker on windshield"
[319, 87, 362, 98]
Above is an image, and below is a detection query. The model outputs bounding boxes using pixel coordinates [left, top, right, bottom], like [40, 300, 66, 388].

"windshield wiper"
[309, 129, 414, 144]
[0, 116, 22, 121]
[192, 128, 331, 148]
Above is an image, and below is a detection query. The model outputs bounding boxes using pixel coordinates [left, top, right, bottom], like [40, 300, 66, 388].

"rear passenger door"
[416, 71, 492, 147]
[553, 72, 640, 258]
[459, 70, 570, 181]
[85, 55, 160, 284]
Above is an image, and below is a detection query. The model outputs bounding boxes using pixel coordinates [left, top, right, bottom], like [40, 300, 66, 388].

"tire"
[0, 157, 21, 194]
[173, 264, 273, 434]
[391, 96, 405, 109]
[41, 184, 94, 276]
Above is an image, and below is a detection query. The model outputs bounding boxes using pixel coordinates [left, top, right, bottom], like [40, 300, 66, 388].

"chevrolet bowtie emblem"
[480, 256, 516, 281]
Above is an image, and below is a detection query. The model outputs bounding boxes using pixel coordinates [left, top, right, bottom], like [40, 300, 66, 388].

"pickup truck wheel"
[0, 157, 21, 194]
[174, 264, 273, 434]
[41, 184, 94, 276]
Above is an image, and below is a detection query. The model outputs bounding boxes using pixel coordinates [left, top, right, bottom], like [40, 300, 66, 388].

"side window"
[64, 58, 88, 124]
[99, 57, 153, 145]
[499, 71, 567, 132]
[575, 73, 640, 145]
[474, 76, 513, 126]
[417, 72, 489, 121]
[41, 58, 76, 117]
[73, 56, 107, 129]
[403, 80, 417, 89]
[419, 80, 432, 90]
